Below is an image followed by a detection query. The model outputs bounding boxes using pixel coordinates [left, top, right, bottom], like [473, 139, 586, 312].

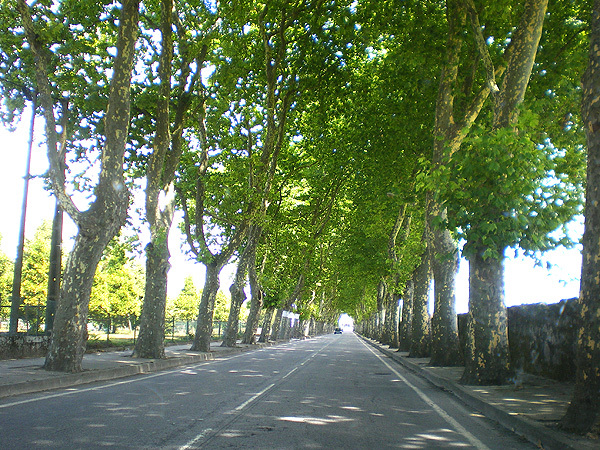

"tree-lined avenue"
[0, 334, 535, 449]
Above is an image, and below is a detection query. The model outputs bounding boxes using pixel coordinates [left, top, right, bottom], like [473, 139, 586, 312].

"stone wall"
[458, 298, 579, 382]
[0, 335, 49, 359]
[507, 298, 579, 381]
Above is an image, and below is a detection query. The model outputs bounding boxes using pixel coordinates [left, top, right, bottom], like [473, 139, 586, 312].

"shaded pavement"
[0, 340, 269, 400]
[359, 335, 597, 450]
[0, 335, 597, 449]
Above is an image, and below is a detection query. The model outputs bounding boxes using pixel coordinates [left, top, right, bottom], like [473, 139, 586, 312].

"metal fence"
[0, 305, 246, 341]
[0, 304, 46, 335]
[164, 318, 247, 341]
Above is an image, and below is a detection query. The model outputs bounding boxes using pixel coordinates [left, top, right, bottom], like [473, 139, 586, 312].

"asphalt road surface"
[0, 333, 536, 449]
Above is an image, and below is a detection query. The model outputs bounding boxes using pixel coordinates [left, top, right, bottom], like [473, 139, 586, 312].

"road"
[0, 333, 535, 449]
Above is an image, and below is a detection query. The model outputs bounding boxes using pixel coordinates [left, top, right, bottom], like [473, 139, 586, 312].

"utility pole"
[9, 101, 35, 335]
[45, 201, 62, 334]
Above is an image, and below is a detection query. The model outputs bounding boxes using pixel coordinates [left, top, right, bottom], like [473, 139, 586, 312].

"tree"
[171, 276, 200, 323]
[134, 0, 214, 359]
[19, 221, 54, 333]
[89, 238, 144, 337]
[561, 0, 600, 433]
[428, 0, 586, 384]
[0, 236, 12, 323]
[15, 0, 140, 372]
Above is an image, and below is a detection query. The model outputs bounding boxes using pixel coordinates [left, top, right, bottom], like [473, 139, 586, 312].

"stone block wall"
[507, 298, 578, 381]
[458, 298, 579, 382]
[0, 335, 49, 359]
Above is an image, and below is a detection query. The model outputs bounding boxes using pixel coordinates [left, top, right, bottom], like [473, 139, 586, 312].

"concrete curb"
[0, 343, 271, 400]
[358, 335, 588, 450]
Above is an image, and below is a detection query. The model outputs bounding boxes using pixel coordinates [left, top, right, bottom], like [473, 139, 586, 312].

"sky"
[0, 117, 583, 314]
[0, 115, 227, 299]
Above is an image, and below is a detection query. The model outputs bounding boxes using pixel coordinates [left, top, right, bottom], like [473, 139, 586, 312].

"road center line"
[360, 339, 491, 450]
[179, 339, 333, 449]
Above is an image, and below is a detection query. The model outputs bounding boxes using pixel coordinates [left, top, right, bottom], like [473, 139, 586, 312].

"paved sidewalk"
[0, 340, 270, 400]
[359, 336, 598, 450]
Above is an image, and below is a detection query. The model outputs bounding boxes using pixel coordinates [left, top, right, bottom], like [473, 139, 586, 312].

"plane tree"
[426, 0, 587, 384]
[212, 0, 362, 345]
[129, 0, 216, 358]
[10, 0, 140, 372]
[561, 0, 600, 433]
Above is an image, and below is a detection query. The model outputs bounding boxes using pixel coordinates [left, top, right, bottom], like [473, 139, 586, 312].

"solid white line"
[0, 368, 181, 409]
[360, 339, 491, 450]
[0, 345, 280, 409]
[179, 428, 214, 450]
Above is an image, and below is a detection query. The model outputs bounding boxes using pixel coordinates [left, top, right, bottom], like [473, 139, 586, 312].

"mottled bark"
[134, 0, 174, 359]
[134, 239, 169, 358]
[426, 0, 468, 367]
[398, 277, 414, 351]
[461, 0, 548, 384]
[409, 252, 431, 358]
[461, 250, 511, 385]
[46, 222, 124, 371]
[223, 225, 264, 347]
[242, 246, 263, 344]
[221, 258, 247, 347]
[258, 307, 275, 343]
[561, 0, 600, 432]
[381, 205, 409, 348]
[374, 280, 386, 341]
[429, 224, 461, 366]
[493, 0, 549, 128]
[135, 0, 200, 359]
[16, 0, 140, 372]
[381, 291, 399, 348]
[191, 263, 221, 352]
[270, 308, 284, 341]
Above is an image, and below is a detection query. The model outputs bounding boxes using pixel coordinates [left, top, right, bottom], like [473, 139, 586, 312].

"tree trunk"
[398, 277, 414, 351]
[223, 225, 263, 347]
[381, 291, 399, 348]
[426, 0, 467, 367]
[134, 0, 178, 360]
[28, 0, 140, 372]
[429, 227, 461, 365]
[561, 0, 600, 432]
[409, 252, 431, 358]
[460, 0, 548, 385]
[191, 262, 221, 352]
[133, 238, 170, 358]
[270, 308, 284, 341]
[460, 249, 511, 385]
[258, 307, 274, 343]
[45, 214, 126, 372]
[221, 258, 247, 347]
[375, 280, 386, 341]
[242, 246, 263, 344]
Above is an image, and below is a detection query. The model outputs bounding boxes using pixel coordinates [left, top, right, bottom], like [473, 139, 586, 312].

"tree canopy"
[0, 1, 593, 420]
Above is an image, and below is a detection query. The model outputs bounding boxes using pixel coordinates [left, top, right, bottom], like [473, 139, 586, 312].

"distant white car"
[334, 327, 343, 334]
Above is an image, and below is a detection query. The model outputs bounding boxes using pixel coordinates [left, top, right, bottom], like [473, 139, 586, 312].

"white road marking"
[360, 339, 491, 450]
[179, 338, 334, 449]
